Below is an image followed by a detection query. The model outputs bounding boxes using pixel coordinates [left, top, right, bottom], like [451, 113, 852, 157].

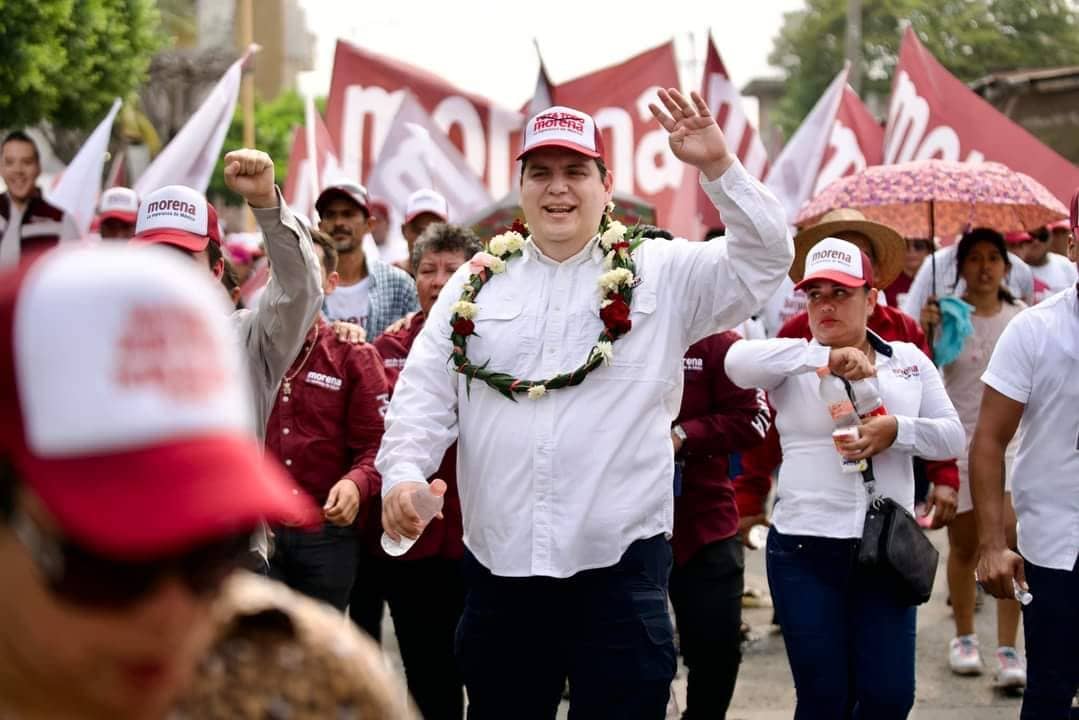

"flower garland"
[449, 204, 648, 400]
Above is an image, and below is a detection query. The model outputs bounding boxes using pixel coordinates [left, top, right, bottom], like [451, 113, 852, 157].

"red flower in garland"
[599, 296, 632, 336]
[452, 318, 476, 337]
[510, 219, 527, 235]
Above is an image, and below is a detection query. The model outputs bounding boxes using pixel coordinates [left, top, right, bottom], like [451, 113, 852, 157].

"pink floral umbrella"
[796, 160, 1067, 244]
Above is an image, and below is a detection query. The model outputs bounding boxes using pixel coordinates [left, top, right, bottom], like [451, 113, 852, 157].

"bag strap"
[838, 376, 879, 498]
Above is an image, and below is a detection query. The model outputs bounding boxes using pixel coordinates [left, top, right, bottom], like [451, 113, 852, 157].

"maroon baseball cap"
[0, 245, 318, 559]
[316, 181, 370, 216]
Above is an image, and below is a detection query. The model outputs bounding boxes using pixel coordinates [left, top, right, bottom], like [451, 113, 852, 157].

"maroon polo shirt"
[672, 331, 771, 566]
[734, 304, 959, 519]
[265, 319, 390, 510]
[372, 313, 464, 561]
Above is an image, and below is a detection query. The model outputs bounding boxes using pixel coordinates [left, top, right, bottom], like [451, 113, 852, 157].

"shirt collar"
[808, 329, 894, 358]
[524, 235, 603, 267]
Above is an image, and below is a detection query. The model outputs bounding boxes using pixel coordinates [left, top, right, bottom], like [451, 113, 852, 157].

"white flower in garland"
[451, 300, 478, 320]
[488, 234, 509, 256]
[470, 252, 506, 275]
[599, 220, 627, 251]
[593, 341, 614, 366]
[527, 384, 547, 400]
[503, 231, 525, 254]
[597, 267, 634, 294]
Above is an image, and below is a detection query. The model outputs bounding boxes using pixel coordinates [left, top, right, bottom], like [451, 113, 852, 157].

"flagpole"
[305, 95, 320, 224]
[240, 0, 256, 231]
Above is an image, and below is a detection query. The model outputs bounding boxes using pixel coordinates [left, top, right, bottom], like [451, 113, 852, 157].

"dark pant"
[455, 535, 677, 720]
[1021, 558, 1079, 720]
[268, 522, 357, 611]
[766, 530, 916, 720]
[349, 548, 388, 642]
[384, 557, 466, 720]
[668, 537, 745, 720]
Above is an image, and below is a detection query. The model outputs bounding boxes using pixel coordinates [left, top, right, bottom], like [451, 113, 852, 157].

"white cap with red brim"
[404, 189, 449, 224]
[516, 106, 605, 161]
[793, 237, 876, 291]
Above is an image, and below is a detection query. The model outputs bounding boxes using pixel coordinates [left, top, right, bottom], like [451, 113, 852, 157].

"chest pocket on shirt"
[470, 298, 538, 376]
[573, 289, 659, 380]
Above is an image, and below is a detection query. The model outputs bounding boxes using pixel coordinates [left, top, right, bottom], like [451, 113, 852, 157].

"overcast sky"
[296, 0, 806, 111]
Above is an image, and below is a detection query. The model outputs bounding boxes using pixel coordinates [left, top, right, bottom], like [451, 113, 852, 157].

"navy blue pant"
[766, 530, 916, 720]
[1022, 558, 1079, 720]
[455, 535, 677, 720]
[668, 536, 744, 719]
[268, 522, 357, 611]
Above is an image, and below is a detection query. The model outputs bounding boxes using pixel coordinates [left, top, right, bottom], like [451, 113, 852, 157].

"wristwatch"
[672, 425, 688, 443]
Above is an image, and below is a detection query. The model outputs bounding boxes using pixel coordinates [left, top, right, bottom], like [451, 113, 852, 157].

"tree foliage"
[768, 0, 1079, 139]
[207, 90, 307, 206]
[0, 0, 162, 132]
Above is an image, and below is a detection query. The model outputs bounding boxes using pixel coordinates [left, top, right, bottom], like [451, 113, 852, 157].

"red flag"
[697, 33, 770, 231]
[550, 41, 695, 238]
[283, 101, 343, 222]
[325, 40, 523, 200]
[813, 86, 883, 196]
[883, 27, 1079, 203]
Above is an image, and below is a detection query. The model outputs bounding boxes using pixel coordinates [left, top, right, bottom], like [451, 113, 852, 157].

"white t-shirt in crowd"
[725, 333, 965, 539]
[323, 277, 371, 329]
[982, 286, 1079, 571]
[1030, 253, 1078, 303]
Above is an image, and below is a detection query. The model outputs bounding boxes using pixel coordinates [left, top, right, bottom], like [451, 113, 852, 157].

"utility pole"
[846, 0, 863, 94]
[239, 0, 256, 230]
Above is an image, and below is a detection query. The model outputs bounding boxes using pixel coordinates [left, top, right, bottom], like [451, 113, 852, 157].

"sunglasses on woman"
[11, 506, 251, 609]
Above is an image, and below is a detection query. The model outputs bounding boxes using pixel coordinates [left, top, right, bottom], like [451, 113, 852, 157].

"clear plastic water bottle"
[747, 524, 769, 550]
[1013, 578, 1033, 606]
[849, 376, 887, 418]
[380, 481, 446, 557]
[817, 368, 867, 474]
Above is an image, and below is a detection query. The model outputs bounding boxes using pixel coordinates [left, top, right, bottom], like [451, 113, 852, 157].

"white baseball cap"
[0, 245, 317, 558]
[794, 237, 875, 291]
[96, 187, 139, 224]
[517, 106, 605, 161]
[133, 185, 221, 252]
[404, 189, 449, 225]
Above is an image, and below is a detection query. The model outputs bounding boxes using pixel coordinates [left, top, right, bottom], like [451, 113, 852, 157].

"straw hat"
[791, 208, 905, 289]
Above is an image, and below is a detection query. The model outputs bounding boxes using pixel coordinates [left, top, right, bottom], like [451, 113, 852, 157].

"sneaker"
[949, 635, 984, 676]
[994, 647, 1027, 689]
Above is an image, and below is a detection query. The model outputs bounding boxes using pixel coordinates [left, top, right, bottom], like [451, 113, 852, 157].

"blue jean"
[455, 535, 677, 720]
[1021, 558, 1079, 720]
[766, 530, 917, 720]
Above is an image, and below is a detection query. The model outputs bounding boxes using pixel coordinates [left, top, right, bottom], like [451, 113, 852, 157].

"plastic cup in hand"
[747, 524, 769, 550]
[381, 481, 446, 557]
[1013, 578, 1033, 606]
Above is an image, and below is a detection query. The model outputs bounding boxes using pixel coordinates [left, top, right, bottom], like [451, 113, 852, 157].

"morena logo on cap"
[532, 111, 587, 137]
[807, 247, 855, 268]
[144, 198, 198, 220]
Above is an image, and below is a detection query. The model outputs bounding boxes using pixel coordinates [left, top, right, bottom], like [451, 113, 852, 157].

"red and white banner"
[136, 45, 256, 195]
[325, 40, 523, 200]
[48, 98, 122, 235]
[366, 91, 492, 231]
[697, 33, 770, 230]
[813, 86, 883, 196]
[282, 98, 343, 222]
[883, 27, 1079, 203]
[764, 64, 849, 225]
[547, 41, 694, 238]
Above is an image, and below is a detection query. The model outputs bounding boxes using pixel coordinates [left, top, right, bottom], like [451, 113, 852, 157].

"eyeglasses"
[11, 507, 251, 609]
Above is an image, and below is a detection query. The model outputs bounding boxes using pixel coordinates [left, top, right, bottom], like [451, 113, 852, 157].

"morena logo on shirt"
[683, 357, 704, 372]
[891, 364, 920, 379]
[304, 371, 342, 391]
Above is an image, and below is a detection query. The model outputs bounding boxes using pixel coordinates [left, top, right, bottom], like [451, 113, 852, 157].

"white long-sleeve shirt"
[376, 160, 793, 578]
[900, 244, 1034, 318]
[725, 333, 964, 539]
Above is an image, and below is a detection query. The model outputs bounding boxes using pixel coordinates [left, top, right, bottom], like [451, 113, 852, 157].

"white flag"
[764, 64, 850, 225]
[47, 98, 122, 235]
[365, 91, 492, 237]
[135, 45, 257, 195]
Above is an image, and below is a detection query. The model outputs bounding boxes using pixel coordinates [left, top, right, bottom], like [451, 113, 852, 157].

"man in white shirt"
[1009, 227, 1078, 303]
[972, 237, 1079, 718]
[376, 90, 792, 718]
[0, 131, 79, 266]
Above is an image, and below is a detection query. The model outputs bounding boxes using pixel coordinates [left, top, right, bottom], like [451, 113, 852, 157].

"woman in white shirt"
[924, 229, 1027, 685]
[725, 237, 964, 720]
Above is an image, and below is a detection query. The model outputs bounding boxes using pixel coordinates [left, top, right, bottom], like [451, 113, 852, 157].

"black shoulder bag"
[843, 380, 940, 606]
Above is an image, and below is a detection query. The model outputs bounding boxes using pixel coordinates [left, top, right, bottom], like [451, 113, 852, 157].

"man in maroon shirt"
[735, 215, 959, 536]
[670, 329, 772, 719]
[266, 229, 391, 611]
[371, 222, 482, 720]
